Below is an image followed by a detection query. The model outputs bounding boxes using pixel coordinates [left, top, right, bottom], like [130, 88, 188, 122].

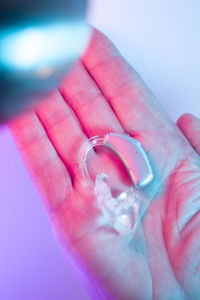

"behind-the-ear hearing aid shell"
[79, 132, 153, 189]
[104, 133, 153, 189]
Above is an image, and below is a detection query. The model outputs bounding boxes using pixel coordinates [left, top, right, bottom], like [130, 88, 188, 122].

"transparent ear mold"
[79, 133, 153, 236]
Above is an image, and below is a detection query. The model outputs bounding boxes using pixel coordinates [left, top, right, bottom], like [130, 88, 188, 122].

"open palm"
[9, 29, 200, 300]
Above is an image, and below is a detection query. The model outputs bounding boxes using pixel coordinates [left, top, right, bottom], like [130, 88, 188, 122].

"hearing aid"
[79, 133, 153, 235]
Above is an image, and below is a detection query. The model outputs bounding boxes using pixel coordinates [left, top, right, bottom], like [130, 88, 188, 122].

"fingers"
[177, 113, 200, 154]
[60, 61, 124, 137]
[9, 111, 72, 212]
[35, 89, 97, 182]
[60, 62, 136, 187]
[82, 28, 174, 135]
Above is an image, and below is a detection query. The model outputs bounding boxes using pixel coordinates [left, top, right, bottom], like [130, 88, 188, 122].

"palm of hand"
[10, 29, 200, 300]
[57, 125, 200, 300]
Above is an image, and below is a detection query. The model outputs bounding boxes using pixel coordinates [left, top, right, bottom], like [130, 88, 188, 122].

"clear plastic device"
[79, 133, 153, 236]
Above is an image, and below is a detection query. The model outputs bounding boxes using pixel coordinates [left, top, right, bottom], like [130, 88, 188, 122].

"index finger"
[82, 28, 174, 135]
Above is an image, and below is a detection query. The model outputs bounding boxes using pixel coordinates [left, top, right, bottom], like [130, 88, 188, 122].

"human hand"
[9, 29, 200, 300]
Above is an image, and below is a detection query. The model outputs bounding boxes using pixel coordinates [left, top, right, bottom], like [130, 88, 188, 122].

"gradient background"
[0, 1, 200, 299]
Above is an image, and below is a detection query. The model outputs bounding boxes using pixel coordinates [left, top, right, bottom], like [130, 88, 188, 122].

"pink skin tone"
[9, 28, 200, 299]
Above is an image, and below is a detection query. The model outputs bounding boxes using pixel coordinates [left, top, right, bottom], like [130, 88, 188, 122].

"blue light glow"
[0, 23, 91, 70]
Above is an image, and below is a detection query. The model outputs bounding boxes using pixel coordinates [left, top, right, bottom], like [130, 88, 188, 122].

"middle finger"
[59, 61, 125, 137]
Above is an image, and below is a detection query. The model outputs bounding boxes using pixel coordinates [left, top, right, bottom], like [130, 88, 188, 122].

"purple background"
[0, 1, 199, 299]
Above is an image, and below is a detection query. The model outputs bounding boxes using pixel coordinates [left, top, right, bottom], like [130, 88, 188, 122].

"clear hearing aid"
[79, 133, 153, 236]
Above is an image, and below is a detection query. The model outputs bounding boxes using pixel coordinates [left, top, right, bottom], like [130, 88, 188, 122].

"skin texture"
[9, 29, 200, 300]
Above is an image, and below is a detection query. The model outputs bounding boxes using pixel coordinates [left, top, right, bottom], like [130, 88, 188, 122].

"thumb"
[177, 113, 200, 154]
